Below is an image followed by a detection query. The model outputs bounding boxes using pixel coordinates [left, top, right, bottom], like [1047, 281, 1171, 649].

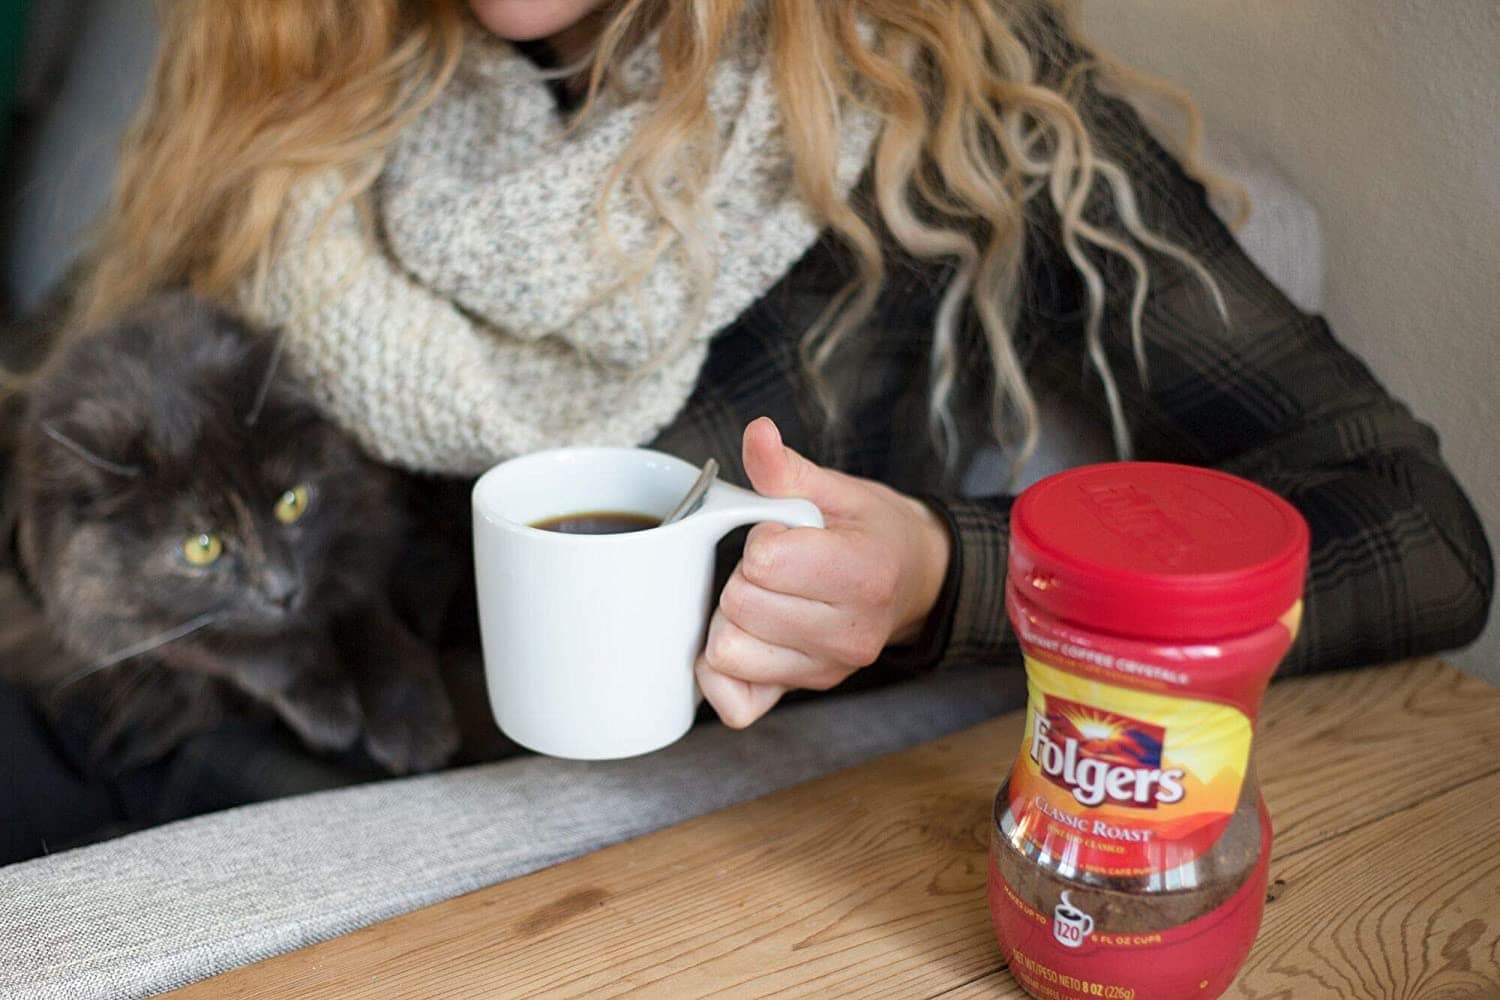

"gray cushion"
[1198, 133, 1325, 315]
[0, 664, 1025, 999]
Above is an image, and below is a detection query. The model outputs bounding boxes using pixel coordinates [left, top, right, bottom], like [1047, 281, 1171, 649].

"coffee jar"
[989, 463, 1308, 999]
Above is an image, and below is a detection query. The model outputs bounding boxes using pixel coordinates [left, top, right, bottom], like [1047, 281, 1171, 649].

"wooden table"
[177, 658, 1500, 998]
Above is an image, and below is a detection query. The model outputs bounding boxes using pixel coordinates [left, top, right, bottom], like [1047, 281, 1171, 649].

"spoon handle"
[661, 458, 720, 525]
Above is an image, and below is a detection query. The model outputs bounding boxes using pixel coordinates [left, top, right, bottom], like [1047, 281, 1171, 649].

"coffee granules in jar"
[988, 463, 1308, 1000]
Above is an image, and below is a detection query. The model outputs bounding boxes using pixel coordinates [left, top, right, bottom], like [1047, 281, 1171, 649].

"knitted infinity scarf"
[249, 26, 880, 475]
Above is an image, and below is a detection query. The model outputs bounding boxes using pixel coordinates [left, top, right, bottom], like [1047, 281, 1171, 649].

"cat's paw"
[360, 644, 459, 779]
[361, 671, 460, 775]
[274, 671, 362, 752]
[334, 605, 460, 774]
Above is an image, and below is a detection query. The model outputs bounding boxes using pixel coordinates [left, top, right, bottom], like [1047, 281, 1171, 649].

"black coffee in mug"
[531, 511, 662, 535]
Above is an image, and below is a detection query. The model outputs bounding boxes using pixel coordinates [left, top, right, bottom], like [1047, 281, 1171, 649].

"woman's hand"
[695, 417, 952, 729]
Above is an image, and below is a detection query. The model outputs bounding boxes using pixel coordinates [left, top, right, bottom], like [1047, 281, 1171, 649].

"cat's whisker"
[244, 326, 288, 428]
[56, 611, 222, 689]
[41, 422, 143, 477]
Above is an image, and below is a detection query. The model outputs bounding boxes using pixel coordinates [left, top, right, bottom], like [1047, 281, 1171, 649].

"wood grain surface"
[173, 658, 1500, 999]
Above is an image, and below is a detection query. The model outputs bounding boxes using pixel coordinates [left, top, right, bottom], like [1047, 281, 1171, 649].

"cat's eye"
[274, 485, 311, 525]
[182, 533, 224, 566]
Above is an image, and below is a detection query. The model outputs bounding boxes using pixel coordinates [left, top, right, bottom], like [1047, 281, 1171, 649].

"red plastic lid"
[1008, 463, 1309, 641]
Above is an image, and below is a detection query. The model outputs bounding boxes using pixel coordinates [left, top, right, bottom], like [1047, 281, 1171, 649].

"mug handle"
[686, 480, 824, 535]
[681, 480, 823, 713]
[1080, 914, 1094, 937]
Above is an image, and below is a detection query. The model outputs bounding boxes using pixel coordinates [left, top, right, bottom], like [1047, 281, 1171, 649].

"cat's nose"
[258, 569, 302, 612]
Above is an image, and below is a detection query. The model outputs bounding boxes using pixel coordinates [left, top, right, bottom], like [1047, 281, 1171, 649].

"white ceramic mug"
[471, 447, 823, 759]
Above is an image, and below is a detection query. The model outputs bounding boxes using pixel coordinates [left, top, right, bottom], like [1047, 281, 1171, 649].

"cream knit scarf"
[248, 25, 880, 475]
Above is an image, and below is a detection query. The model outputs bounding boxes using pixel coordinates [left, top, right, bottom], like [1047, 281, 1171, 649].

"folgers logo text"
[1030, 696, 1185, 808]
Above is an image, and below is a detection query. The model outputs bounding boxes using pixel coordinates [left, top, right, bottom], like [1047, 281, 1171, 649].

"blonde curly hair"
[77, 0, 1236, 473]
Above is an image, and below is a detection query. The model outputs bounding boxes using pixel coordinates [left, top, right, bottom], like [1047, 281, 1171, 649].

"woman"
[75, 0, 1491, 731]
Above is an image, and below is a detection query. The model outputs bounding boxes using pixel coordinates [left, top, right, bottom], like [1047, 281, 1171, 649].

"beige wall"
[1080, 1, 1500, 684]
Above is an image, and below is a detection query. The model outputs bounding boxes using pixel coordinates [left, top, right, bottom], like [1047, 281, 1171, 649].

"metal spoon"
[660, 458, 719, 526]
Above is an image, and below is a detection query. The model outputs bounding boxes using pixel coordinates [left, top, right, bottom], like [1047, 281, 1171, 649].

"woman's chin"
[466, 0, 604, 42]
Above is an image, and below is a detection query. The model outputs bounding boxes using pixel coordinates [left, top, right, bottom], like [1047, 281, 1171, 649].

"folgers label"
[1007, 658, 1252, 877]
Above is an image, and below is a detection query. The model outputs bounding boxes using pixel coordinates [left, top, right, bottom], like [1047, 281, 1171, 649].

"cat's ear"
[39, 421, 142, 479]
[22, 407, 149, 519]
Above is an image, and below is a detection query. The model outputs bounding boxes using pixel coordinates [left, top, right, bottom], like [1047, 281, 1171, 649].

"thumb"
[742, 416, 859, 517]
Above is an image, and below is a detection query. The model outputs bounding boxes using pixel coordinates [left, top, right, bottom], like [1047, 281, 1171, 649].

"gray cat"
[0, 293, 460, 775]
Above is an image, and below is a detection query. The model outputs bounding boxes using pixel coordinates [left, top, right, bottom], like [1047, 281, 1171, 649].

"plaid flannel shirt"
[651, 56, 1492, 682]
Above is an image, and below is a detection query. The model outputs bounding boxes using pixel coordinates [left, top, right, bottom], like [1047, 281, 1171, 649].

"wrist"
[892, 495, 953, 645]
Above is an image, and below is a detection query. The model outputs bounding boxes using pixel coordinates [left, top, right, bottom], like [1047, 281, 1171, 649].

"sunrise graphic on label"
[1009, 657, 1254, 877]
[1030, 697, 1184, 808]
